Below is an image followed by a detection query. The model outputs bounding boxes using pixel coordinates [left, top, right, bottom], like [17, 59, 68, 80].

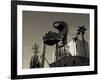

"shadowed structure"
[30, 44, 40, 68]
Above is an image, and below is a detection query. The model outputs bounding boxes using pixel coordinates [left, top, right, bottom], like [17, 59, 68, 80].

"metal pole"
[55, 43, 59, 61]
[41, 43, 46, 68]
[44, 57, 50, 67]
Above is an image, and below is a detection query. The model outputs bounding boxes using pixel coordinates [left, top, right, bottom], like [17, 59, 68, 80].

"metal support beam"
[41, 44, 46, 68]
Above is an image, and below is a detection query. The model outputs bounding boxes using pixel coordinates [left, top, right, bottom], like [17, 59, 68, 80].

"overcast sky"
[22, 11, 89, 69]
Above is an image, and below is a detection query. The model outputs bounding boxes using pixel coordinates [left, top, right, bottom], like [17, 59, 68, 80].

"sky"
[22, 11, 89, 69]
